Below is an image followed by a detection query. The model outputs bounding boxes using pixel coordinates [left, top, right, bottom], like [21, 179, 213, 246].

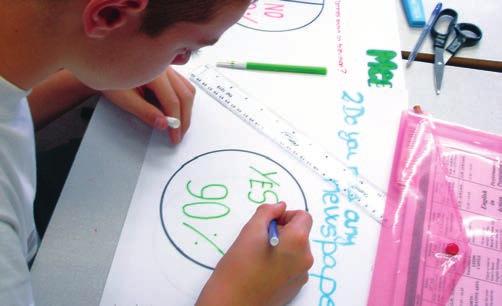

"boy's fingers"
[277, 210, 307, 226]
[250, 202, 287, 227]
[104, 89, 166, 130]
[290, 211, 313, 231]
[171, 68, 196, 95]
[281, 210, 313, 237]
[146, 76, 182, 144]
[165, 68, 195, 136]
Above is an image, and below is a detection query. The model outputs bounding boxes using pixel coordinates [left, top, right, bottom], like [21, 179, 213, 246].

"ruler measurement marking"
[190, 65, 386, 222]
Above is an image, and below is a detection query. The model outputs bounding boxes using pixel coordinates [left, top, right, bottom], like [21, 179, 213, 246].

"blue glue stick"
[402, 0, 426, 27]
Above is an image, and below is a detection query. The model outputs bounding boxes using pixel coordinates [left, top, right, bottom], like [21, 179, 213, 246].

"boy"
[0, 1, 314, 305]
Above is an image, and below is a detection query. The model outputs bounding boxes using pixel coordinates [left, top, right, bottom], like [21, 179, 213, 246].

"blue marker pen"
[402, 0, 426, 27]
[406, 3, 443, 67]
[268, 220, 279, 247]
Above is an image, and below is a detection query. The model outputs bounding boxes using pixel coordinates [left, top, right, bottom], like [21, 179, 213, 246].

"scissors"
[431, 8, 483, 95]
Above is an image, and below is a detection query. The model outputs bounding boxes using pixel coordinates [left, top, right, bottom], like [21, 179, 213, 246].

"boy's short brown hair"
[141, 0, 248, 37]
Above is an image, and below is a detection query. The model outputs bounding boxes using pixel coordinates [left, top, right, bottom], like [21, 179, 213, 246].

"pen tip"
[166, 116, 181, 129]
[216, 61, 242, 69]
[436, 90, 441, 95]
[270, 237, 279, 247]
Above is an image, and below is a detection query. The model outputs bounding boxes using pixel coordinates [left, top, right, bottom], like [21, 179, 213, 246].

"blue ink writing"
[310, 179, 360, 305]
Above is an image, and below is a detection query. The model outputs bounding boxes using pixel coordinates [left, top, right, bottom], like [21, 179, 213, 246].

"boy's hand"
[196, 202, 314, 306]
[103, 67, 195, 144]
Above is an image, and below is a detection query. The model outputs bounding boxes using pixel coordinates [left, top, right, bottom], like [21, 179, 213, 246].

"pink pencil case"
[368, 111, 502, 306]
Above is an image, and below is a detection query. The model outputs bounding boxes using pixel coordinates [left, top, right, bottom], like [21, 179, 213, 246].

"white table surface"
[404, 61, 502, 134]
[397, 0, 502, 62]
[30, 60, 502, 305]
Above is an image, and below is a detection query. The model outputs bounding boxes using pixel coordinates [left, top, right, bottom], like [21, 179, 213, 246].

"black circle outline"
[237, 0, 325, 33]
[160, 149, 308, 270]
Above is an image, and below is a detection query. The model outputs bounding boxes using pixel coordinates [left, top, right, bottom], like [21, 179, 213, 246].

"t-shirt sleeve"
[0, 76, 38, 306]
[0, 220, 35, 306]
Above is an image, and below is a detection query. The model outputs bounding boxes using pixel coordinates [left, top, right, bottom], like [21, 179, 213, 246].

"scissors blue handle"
[431, 9, 458, 48]
[431, 9, 458, 95]
[446, 23, 483, 55]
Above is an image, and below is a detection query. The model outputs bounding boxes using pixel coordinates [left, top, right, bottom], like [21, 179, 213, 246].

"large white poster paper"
[100, 88, 407, 306]
[100, 0, 409, 305]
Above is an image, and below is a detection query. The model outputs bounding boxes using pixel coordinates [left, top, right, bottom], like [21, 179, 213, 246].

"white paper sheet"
[100, 0, 409, 304]
[100, 87, 407, 305]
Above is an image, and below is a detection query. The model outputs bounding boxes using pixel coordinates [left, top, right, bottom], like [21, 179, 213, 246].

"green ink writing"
[249, 166, 280, 187]
[248, 190, 279, 204]
[366, 49, 397, 88]
[183, 222, 224, 255]
[182, 202, 230, 219]
[183, 181, 230, 219]
[247, 166, 279, 204]
[186, 180, 228, 200]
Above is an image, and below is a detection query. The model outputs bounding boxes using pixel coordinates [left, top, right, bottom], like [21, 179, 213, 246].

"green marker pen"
[216, 61, 327, 75]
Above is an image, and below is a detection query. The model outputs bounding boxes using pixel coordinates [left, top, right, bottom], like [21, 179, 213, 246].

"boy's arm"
[28, 68, 195, 145]
[27, 70, 98, 130]
[0, 220, 35, 305]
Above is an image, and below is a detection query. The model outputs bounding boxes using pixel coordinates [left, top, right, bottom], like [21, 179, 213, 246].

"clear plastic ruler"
[189, 65, 386, 223]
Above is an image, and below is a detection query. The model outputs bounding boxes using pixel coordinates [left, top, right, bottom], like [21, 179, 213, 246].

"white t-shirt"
[0, 76, 37, 306]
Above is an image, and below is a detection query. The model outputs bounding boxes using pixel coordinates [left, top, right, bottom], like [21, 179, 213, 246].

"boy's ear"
[83, 0, 149, 39]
